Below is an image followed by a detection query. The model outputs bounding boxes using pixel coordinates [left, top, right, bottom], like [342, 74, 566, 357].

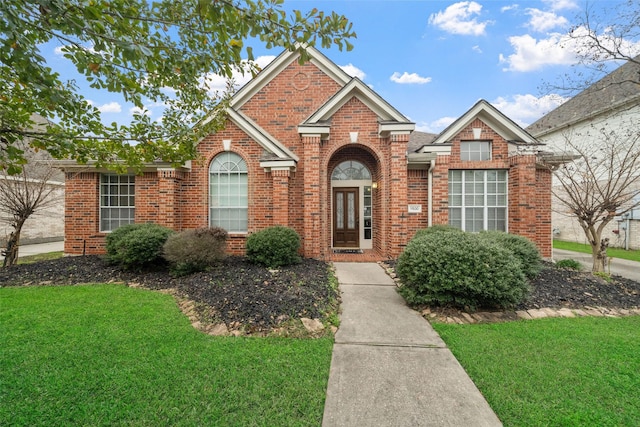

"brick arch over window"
[209, 152, 248, 233]
[327, 145, 381, 184]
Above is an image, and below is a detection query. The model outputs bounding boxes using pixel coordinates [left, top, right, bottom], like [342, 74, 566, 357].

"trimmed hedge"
[396, 229, 530, 310]
[479, 231, 542, 278]
[105, 223, 174, 270]
[163, 227, 228, 276]
[246, 226, 301, 268]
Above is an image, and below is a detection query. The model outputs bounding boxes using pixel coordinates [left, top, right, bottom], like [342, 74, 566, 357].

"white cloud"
[472, 45, 483, 53]
[526, 9, 569, 32]
[428, 1, 491, 36]
[501, 4, 519, 13]
[340, 63, 366, 80]
[201, 55, 277, 95]
[491, 94, 568, 127]
[542, 0, 579, 11]
[95, 102, 122, 113]
[416, 116, 457, 133]
[390, 72, 432, 84]
[499, 33, 577, 72]
[500, 26, 640, 72]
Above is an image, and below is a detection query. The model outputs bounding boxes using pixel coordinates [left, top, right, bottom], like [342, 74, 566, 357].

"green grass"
[433, 317, 640, 426]
[0, 284, 333, 426]
[17, 251, 64, 264]
[554, 239, 640, 262]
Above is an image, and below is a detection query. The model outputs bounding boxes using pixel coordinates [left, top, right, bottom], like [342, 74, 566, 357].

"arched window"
[331, 160, 371, 181]
[209, 152, 248, 233]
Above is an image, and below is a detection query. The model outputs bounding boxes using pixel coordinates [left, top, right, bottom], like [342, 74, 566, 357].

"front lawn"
[554, 239, 640, 262]
[433, 317, 640, 426]
[0, 284, 333, 426]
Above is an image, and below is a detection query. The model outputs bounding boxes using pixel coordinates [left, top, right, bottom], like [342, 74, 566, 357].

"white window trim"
[99, 174, 135, 233]
[209, 152, 248, 234]
[448, 170, 508, 232]
[460, 140, 491, 161]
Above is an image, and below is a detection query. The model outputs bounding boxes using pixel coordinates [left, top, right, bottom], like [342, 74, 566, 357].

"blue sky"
[47, 0, 639, 134]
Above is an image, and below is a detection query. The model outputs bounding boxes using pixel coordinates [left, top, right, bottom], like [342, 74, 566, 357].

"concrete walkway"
[322, 263, 501, 426]
[0, 240, 64, 262]
[553, 248, 640, 282]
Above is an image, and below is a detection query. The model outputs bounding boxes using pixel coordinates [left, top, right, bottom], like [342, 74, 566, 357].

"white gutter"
[428, 157, 436, 227]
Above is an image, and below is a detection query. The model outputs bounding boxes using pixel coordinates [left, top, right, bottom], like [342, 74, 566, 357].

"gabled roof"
[230, 45, 352, 110]
[527, 58, 640, 137]
[301, 78, 411, 125]
[430, 99, 539, 145]
[227, 110, 299, 161]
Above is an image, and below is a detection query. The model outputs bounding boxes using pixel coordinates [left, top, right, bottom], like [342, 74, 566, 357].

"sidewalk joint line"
[334, 341, 447, 349]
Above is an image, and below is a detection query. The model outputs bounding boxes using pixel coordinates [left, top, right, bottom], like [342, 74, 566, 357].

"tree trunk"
[591, 237, 610, 273]
[2, 220, 25, 268]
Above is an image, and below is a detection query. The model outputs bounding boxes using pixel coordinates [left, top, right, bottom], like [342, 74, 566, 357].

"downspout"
[428, 157, 436, 227]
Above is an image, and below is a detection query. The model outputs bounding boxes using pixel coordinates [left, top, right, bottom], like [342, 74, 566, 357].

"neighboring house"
[0, 115, 65, 246]
[59, 47, 558, 260]
[527, 58, 640, 250]
[0, 178, 64, 246]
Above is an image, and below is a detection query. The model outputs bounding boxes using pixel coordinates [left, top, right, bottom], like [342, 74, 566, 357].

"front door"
[333, 187, 359, 247]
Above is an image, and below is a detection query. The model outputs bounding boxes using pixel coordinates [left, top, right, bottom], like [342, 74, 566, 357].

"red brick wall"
[428, 118, 552, 257]
[407, 169, 429, 240]
[64, 171, 103, 255]
[62, 61, 553, 260]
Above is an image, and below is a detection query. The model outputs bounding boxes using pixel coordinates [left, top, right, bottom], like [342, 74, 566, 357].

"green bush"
[555, 259, 582, 270]
[396, 230, 529, 310]
[246, 226, 301, 268]
[105, 223, 174, 270]
[480, 231, 542, 278]
[413, 225, 464, 240]
[163, 227, 228, 276]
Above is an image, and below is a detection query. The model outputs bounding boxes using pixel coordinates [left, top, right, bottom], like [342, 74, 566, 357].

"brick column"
[388, 132, 409, 258]
[509, 154, 540, 248]
[271, 168, 290, 226]
[156, 168, 184, 231]
[302, 134, 321, 258]
[535, 166, 553, 258]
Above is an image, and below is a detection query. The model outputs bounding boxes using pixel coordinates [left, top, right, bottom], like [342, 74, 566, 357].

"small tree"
[552, 125, 640, 272]
[0, 140, 63, 267]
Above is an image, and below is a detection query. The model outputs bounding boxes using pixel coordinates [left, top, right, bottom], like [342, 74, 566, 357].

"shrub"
[163, 227, 228, 276]
[556, 259, 582, 270]
[413, 225, 464, 240]
[480, 231, 542, 278]
[246, 226, 301, 268]
[105, 223, 174, 270]
[396, 231, 529, 310]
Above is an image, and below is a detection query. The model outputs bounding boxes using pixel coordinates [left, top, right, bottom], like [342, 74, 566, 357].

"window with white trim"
[461, 141, 491, 161]
[100, 174, 135, 232]
[209, 152, 248, 233]
[448, 170, 507, 232]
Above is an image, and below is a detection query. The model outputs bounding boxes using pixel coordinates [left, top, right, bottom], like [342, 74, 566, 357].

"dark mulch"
[522, 261, 640, 310]
[2, 257, 639, 329]
[0, 255, 336, 332]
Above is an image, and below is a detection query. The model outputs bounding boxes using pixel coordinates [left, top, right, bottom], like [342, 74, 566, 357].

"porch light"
[223, 139, 232, 151]
[350, 132, 358, 143]
[372, 182, 378, 189]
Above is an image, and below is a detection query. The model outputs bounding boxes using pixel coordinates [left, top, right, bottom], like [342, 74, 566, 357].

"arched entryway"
[329, 148, 380, 252]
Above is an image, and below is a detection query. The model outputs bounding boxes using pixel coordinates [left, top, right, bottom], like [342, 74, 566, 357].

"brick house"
[60, 46, 556, 260]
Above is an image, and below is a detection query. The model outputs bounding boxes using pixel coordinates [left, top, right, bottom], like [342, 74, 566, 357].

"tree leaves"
[0, 0, 356, 174]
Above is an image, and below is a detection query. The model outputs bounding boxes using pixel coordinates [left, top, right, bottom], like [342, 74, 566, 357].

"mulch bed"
[0, 255, 336, 334]
[2, 257, 639, 332]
